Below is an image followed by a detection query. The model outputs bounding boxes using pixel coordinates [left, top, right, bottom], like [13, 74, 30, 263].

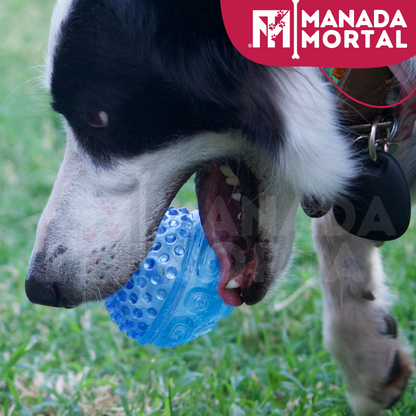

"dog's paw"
[313, 212, 413, 415]
[347, 348, 412, 416]
[324, 300, 412, 415]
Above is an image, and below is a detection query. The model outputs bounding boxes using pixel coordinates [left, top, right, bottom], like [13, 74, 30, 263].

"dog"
[25, 0, 416, 414]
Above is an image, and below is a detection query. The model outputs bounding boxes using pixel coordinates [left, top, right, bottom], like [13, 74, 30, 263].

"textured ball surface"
[105, 207, 233, 347]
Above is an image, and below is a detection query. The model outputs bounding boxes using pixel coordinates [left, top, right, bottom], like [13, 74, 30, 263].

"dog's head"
[26, 0, 354, 308]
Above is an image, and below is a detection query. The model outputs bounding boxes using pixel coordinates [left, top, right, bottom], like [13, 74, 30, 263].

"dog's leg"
[313, 212, 412, 415]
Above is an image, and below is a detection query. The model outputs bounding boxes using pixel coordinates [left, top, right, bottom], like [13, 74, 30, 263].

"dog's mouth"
[195, 159, 267, 307]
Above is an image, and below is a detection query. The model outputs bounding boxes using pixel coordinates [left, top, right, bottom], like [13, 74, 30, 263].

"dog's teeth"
[220, 165, 234, 177]
[232, 193, 242, 201]
[226, 279, 240, 289]
[226, 177, 240, 186]
[237, 213, 242, 220]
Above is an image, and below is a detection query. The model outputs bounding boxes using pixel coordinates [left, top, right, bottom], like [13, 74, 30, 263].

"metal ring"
[353, 135, 368, 143]
[369, 116, 382, 162]
[386, 116, 399, 142]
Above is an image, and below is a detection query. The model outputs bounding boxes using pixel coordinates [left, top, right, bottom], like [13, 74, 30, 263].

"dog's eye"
[85, 111, 109, 129]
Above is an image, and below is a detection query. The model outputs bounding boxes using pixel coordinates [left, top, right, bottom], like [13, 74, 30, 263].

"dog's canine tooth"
[232, 193, 242, 201]
[220, 164, 234, 177]
[237, 213, 242, 220]
[226, 177, 240, 186]
[226, 279, 240, 289]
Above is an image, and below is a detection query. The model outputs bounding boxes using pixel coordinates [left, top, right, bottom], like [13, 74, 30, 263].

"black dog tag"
[333, 151, 411, 241]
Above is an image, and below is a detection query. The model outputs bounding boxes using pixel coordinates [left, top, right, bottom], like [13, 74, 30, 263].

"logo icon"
[253, 10, 290, 49]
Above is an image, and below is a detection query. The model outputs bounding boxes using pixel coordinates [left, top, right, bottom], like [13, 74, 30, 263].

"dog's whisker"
[3, 76, 45, 102]
[28, 82, 47, 94]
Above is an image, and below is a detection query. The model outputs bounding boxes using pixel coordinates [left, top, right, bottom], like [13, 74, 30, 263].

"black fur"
[51, 0, 285, 164]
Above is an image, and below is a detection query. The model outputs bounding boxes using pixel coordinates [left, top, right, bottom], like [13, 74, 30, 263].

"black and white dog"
[26, 0, 416, 414]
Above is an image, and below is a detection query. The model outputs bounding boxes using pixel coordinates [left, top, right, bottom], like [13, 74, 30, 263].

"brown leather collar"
[336, 67, 396, 123]
[332, 65, 416, 143]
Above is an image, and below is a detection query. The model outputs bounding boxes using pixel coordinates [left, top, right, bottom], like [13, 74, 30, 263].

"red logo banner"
[221, 0, 416, 67]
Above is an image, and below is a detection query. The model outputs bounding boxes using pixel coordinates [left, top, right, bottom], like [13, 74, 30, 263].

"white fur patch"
[44, 0, 74, 89]
[270, 67, 357, 200]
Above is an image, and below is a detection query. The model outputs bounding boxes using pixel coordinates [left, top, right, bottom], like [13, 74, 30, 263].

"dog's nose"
[25, 274, 60, 307]
[26, 251, 61, 307]
[26, 251, 76, 309]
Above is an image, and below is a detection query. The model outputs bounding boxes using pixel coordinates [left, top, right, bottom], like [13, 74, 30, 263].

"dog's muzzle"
[25, 275, 60, 307]
[25, 252, 73, 309]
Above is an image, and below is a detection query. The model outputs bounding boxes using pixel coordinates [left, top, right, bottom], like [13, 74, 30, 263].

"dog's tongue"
[214, 244, 258, 306]
[214, 248, 243, 306]
[195, 162, 259, 307]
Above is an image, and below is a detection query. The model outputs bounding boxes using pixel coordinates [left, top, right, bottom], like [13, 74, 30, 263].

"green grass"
[1, 1, 416, 415]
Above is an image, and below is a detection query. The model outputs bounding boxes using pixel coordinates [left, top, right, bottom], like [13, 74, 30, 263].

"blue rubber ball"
[105, 207, 233, 347]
